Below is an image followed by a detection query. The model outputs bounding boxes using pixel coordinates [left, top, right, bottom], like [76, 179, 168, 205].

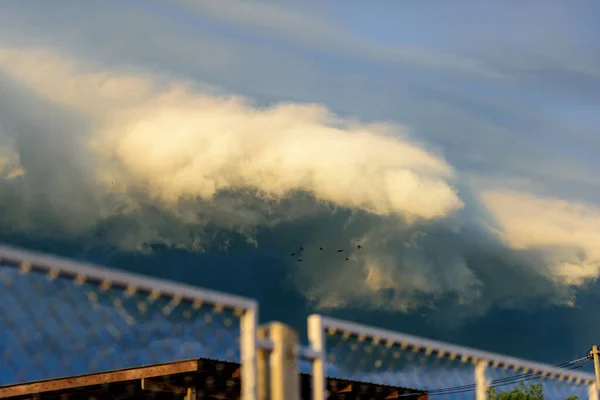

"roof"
[0, 358, 427, 399]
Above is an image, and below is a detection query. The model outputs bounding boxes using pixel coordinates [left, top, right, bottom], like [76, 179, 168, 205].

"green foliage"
[486, 382, 544, 400]
[486, 382, 578, 400]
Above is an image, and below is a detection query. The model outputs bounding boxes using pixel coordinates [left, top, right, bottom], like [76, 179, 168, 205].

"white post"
[308, 315, 327, 400]
[256, 326, 269, 400]
[590, 382, 599, 400]
[593, 345, 600, 392]
[475, 359, 488, 400]
[240, 306, 259, 400]
[268, 323, 301, 400]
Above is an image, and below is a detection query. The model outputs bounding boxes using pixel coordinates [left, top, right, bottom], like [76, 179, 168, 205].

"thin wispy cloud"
[168, 0, 503, 79]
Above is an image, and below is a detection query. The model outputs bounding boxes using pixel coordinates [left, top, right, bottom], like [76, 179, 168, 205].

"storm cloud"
[1, 44, 598, 322]
[1, 0, 600, 365]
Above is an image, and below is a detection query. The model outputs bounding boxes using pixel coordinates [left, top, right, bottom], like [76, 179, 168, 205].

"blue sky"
[0, 0, 599, 372]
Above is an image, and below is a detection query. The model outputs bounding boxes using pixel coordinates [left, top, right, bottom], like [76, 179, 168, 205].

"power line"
[424, 355, 591, 397]
[427, 362, 587, 397]
[429, 362, 588, 397]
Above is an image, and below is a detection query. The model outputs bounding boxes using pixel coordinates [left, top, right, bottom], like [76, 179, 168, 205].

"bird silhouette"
[345, 258, 349, 261]
[337, 249, 343, 253]
[297, 259, 303, 262]
[300, 247, 304, 252]
[290, 253, 296, 256]
[319, 247, 323, 250]
[357, 245, 361, 249]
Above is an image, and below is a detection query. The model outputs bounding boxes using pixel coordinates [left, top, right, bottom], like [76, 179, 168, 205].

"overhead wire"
[424, 353, 592, 397]
[427, 362, 588, 397]
[427, 362, 587, 396]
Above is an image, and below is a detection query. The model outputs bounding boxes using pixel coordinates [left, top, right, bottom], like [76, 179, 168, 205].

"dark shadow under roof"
[0, 358, 427, 399]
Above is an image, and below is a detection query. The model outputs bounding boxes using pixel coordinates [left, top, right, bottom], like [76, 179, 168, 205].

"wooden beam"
[337, 385, 352, 393]
[0, 360, 200, 399]
[140, 378, 189, 394]
[185, 387, 197, 400]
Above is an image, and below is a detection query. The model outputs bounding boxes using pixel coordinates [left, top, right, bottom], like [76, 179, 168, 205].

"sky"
[0, 0, 599, 371]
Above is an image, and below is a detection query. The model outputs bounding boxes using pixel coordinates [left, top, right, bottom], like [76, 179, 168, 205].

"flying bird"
[300, 247, 304, 252]
[290, 253, 296, 256]
[319, 247, 323, 250]
[297, 259, 303, 262]
[345, 258, 349, 261]
[337, 249, 343, 253]
[357, 245, 361, 249]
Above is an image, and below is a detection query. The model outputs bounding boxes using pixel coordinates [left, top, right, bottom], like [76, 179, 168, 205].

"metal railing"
[1, 245, 599, 400]
[0, 245, 259, 400]
[306, 315, 599, 400]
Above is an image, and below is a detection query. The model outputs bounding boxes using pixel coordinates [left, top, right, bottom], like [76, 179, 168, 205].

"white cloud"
[0, 133, 24, 180]
[0, 43, 592, 316]
[298, 222, 485, 314]
[0, 45, 462, 233]
[481, 189, 600, 286]
[0, 45, 485, 313]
